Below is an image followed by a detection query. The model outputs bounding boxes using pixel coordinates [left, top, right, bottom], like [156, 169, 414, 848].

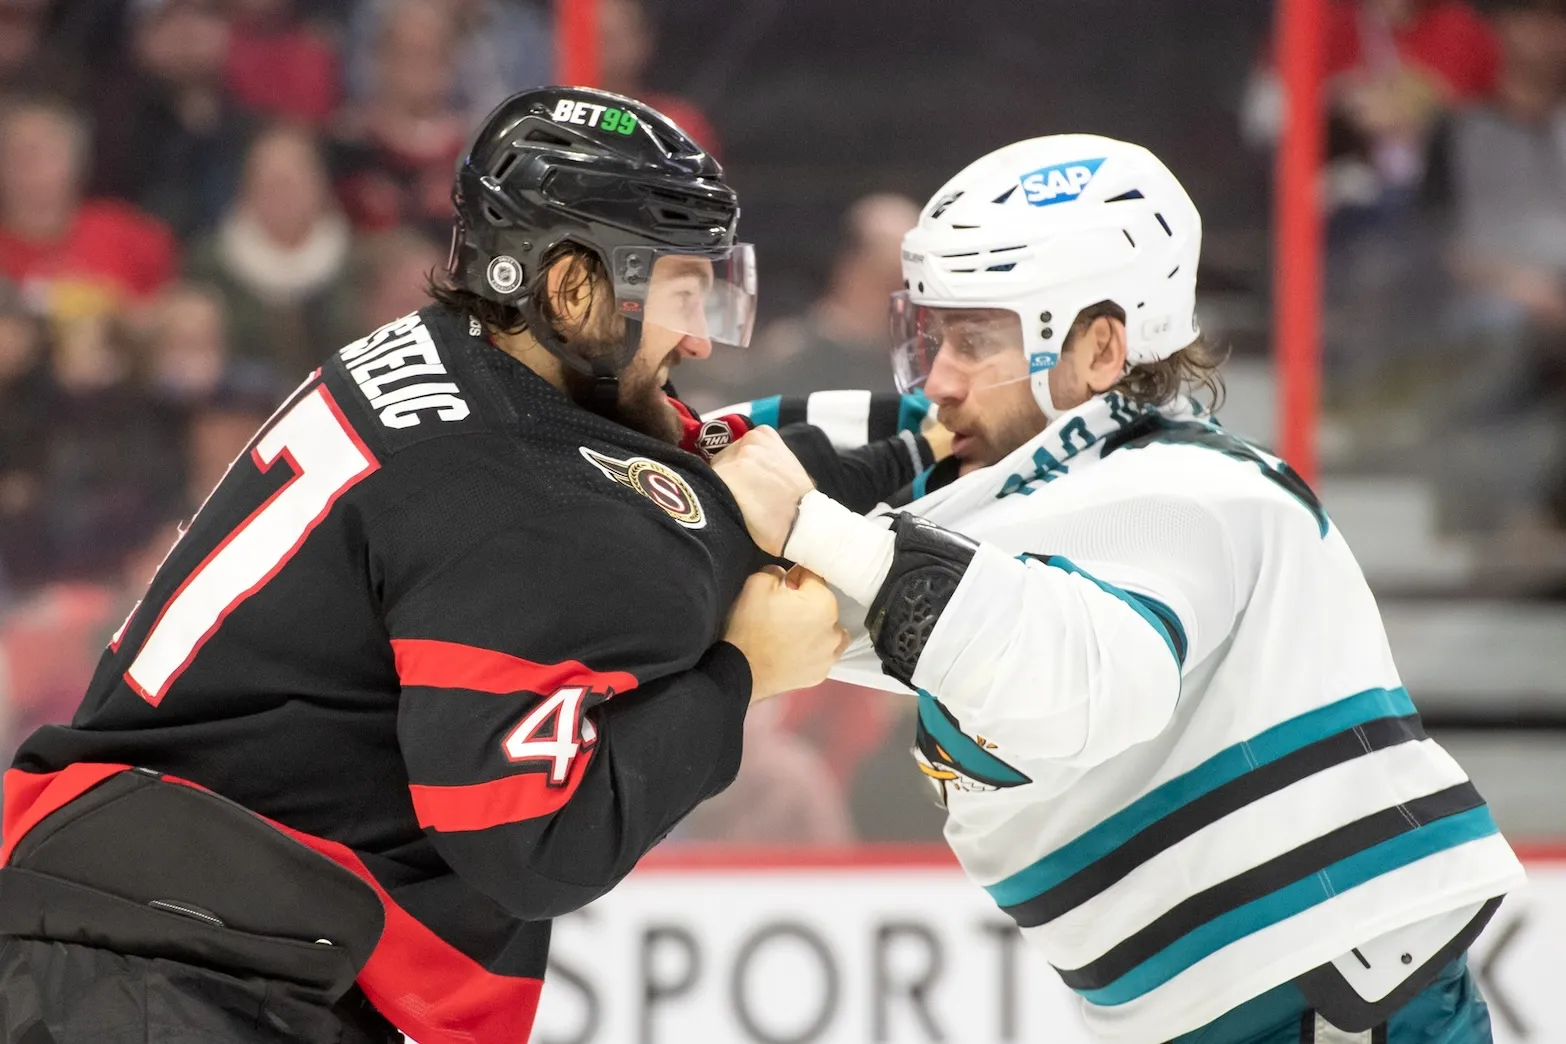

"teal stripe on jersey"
[984, 686, 1418, 907]
[910, 465, 934, 500]
[1077, 804, 1500, 1006]
[749, 395, 781, 430]
[1023, 555, 1188, 667]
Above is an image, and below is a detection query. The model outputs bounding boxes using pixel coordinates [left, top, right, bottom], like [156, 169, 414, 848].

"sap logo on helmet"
[1019, 158, 1106, 207]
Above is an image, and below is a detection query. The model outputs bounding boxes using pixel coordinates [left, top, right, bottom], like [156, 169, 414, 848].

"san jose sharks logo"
[580, 447, 706, 529]
[913, 689, 1030, 802]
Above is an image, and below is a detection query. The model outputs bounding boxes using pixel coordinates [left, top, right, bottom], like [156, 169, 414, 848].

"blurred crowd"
[1, 0, 1564, 847]
[1245, 0, 1566, 542]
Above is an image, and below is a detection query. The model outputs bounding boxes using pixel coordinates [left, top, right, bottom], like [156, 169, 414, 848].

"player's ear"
[1083, 316, 1128, 394]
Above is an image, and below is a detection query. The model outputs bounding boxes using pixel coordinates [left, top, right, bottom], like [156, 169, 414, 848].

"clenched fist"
[723, 565, 849, 701]
[709, 426, 815, 556]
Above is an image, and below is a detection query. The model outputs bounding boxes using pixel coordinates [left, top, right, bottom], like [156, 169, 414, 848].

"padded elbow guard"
[865, 513, 979, 688]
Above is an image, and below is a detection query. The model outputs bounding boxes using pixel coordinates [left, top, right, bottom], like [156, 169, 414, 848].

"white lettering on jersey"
[339, 313, 471, 429]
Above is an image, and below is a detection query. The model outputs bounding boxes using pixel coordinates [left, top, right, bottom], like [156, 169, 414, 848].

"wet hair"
[1066, 300, 1228, 411]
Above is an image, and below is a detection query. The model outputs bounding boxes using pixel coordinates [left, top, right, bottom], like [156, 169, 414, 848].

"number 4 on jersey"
[502, 685, 600, 784]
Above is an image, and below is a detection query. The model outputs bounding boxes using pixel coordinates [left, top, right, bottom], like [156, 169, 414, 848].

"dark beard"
[562, 368, 682, 445]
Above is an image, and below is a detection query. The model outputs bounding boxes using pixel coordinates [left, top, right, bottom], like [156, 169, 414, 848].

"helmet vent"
[490, 151, 519, 181]
[989, 244, 1026, 253]
[483, 204, 509, 226]
[930, 191, 964, 219]
[1123, 229, 1136, 248]
[992, 186, 1016, 204]
[949, 224, 979, 230]
[1155, 212, 1173, 237]
[986, 263, 1016, 272]
[524, 128, 573, 147]
[1105, 189, 1145, 202]
[639, 185, 734, 229]
[1168, 264, 1180, 278]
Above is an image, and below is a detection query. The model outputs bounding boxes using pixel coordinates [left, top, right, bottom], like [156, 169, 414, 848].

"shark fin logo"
[912, 689, 1031, 798]
[580, 447, 705, 529]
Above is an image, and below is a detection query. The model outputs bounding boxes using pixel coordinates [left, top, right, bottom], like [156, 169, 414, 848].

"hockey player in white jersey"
[711, 135, 1525, 1044]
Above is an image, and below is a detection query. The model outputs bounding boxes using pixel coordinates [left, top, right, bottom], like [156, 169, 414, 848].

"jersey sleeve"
[380, 513, 751, 921]
[709, 391, 937, 513]
[816, 494, 1239, 771]
[706, 390, 934, 449]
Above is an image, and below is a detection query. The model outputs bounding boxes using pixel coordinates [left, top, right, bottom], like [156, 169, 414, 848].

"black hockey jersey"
[4, 306, 772, 1044]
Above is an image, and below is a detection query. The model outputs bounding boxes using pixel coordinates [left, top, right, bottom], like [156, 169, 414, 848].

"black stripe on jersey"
[868, 393, 903, 442]
[1002, 714, 1427, 928]
[1054, 782, 1484, 992]
[777, 397, 810, 428]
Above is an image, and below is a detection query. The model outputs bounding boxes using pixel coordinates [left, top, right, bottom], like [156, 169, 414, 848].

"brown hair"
[1067, 300, 1228, 412]
[426, 241, 612, 340]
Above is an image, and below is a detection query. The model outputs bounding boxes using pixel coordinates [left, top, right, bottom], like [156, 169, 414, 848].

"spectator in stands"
[182, 383, 275, 511]
[359, 226, 444, 330]
[344, 0, 552, 126]
[92, 0, 256, 240]
[138, 283, 284, 422]
[138, 282, 235, 404]
[333, 0, 467, 236]
[598, 0, 719, 156]
[1433, 0, 1566, 535]
[227, 0, 340, 126]
[0, 280, 53, 592]
[0, 96, 177, 340]
[678, 700, 854, 844]
[1446, 0, 1566, 330]
[187, 124, 358, 381]
[1244, 0, 1499, 216]
[0, 0, 74, 98]
[678, 193, 919, 410]
[36, 313, 185, 583]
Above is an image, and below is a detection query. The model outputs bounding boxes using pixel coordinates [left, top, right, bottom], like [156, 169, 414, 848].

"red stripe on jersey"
[408, 745, 597, 832]
[391, 638, 638, 697]
[261, 815, 542, 1044]
[1, 763, 131, 865]
[0, 765, 543, 1044]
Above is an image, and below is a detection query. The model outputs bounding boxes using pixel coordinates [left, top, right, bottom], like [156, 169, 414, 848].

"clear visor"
[889, 290, 1030, 393]
[612, 244, 758, 352]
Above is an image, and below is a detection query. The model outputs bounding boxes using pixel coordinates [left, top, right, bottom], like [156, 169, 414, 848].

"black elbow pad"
[864, 513, 979, 688]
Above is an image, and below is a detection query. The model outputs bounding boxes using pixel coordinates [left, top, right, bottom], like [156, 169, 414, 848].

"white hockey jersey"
[810, 392, 1525, 1043]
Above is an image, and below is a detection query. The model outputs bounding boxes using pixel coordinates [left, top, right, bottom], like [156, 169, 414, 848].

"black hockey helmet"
[448, 86, 756, 403]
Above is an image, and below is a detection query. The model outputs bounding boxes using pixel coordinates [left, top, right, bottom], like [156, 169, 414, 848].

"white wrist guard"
[781, 490, 895, 606]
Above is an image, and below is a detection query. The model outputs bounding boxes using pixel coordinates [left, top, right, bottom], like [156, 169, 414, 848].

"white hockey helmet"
[892, 134, 1202, 414]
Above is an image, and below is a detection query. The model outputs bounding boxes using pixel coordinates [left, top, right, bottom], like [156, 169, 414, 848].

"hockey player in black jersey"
[0, 88, 935, 1044]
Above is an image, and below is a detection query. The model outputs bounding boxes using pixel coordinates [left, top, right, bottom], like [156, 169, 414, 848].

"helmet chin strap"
[1028, 368, 1068, 423]
[519, 296, 643, 421]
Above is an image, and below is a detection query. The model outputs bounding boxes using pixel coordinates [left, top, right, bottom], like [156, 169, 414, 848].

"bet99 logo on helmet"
[551, 98, 639, 136]
[1019, 158, 1105, 207]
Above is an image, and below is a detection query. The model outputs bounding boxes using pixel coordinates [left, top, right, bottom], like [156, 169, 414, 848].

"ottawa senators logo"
[579, 446, 706, 529]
